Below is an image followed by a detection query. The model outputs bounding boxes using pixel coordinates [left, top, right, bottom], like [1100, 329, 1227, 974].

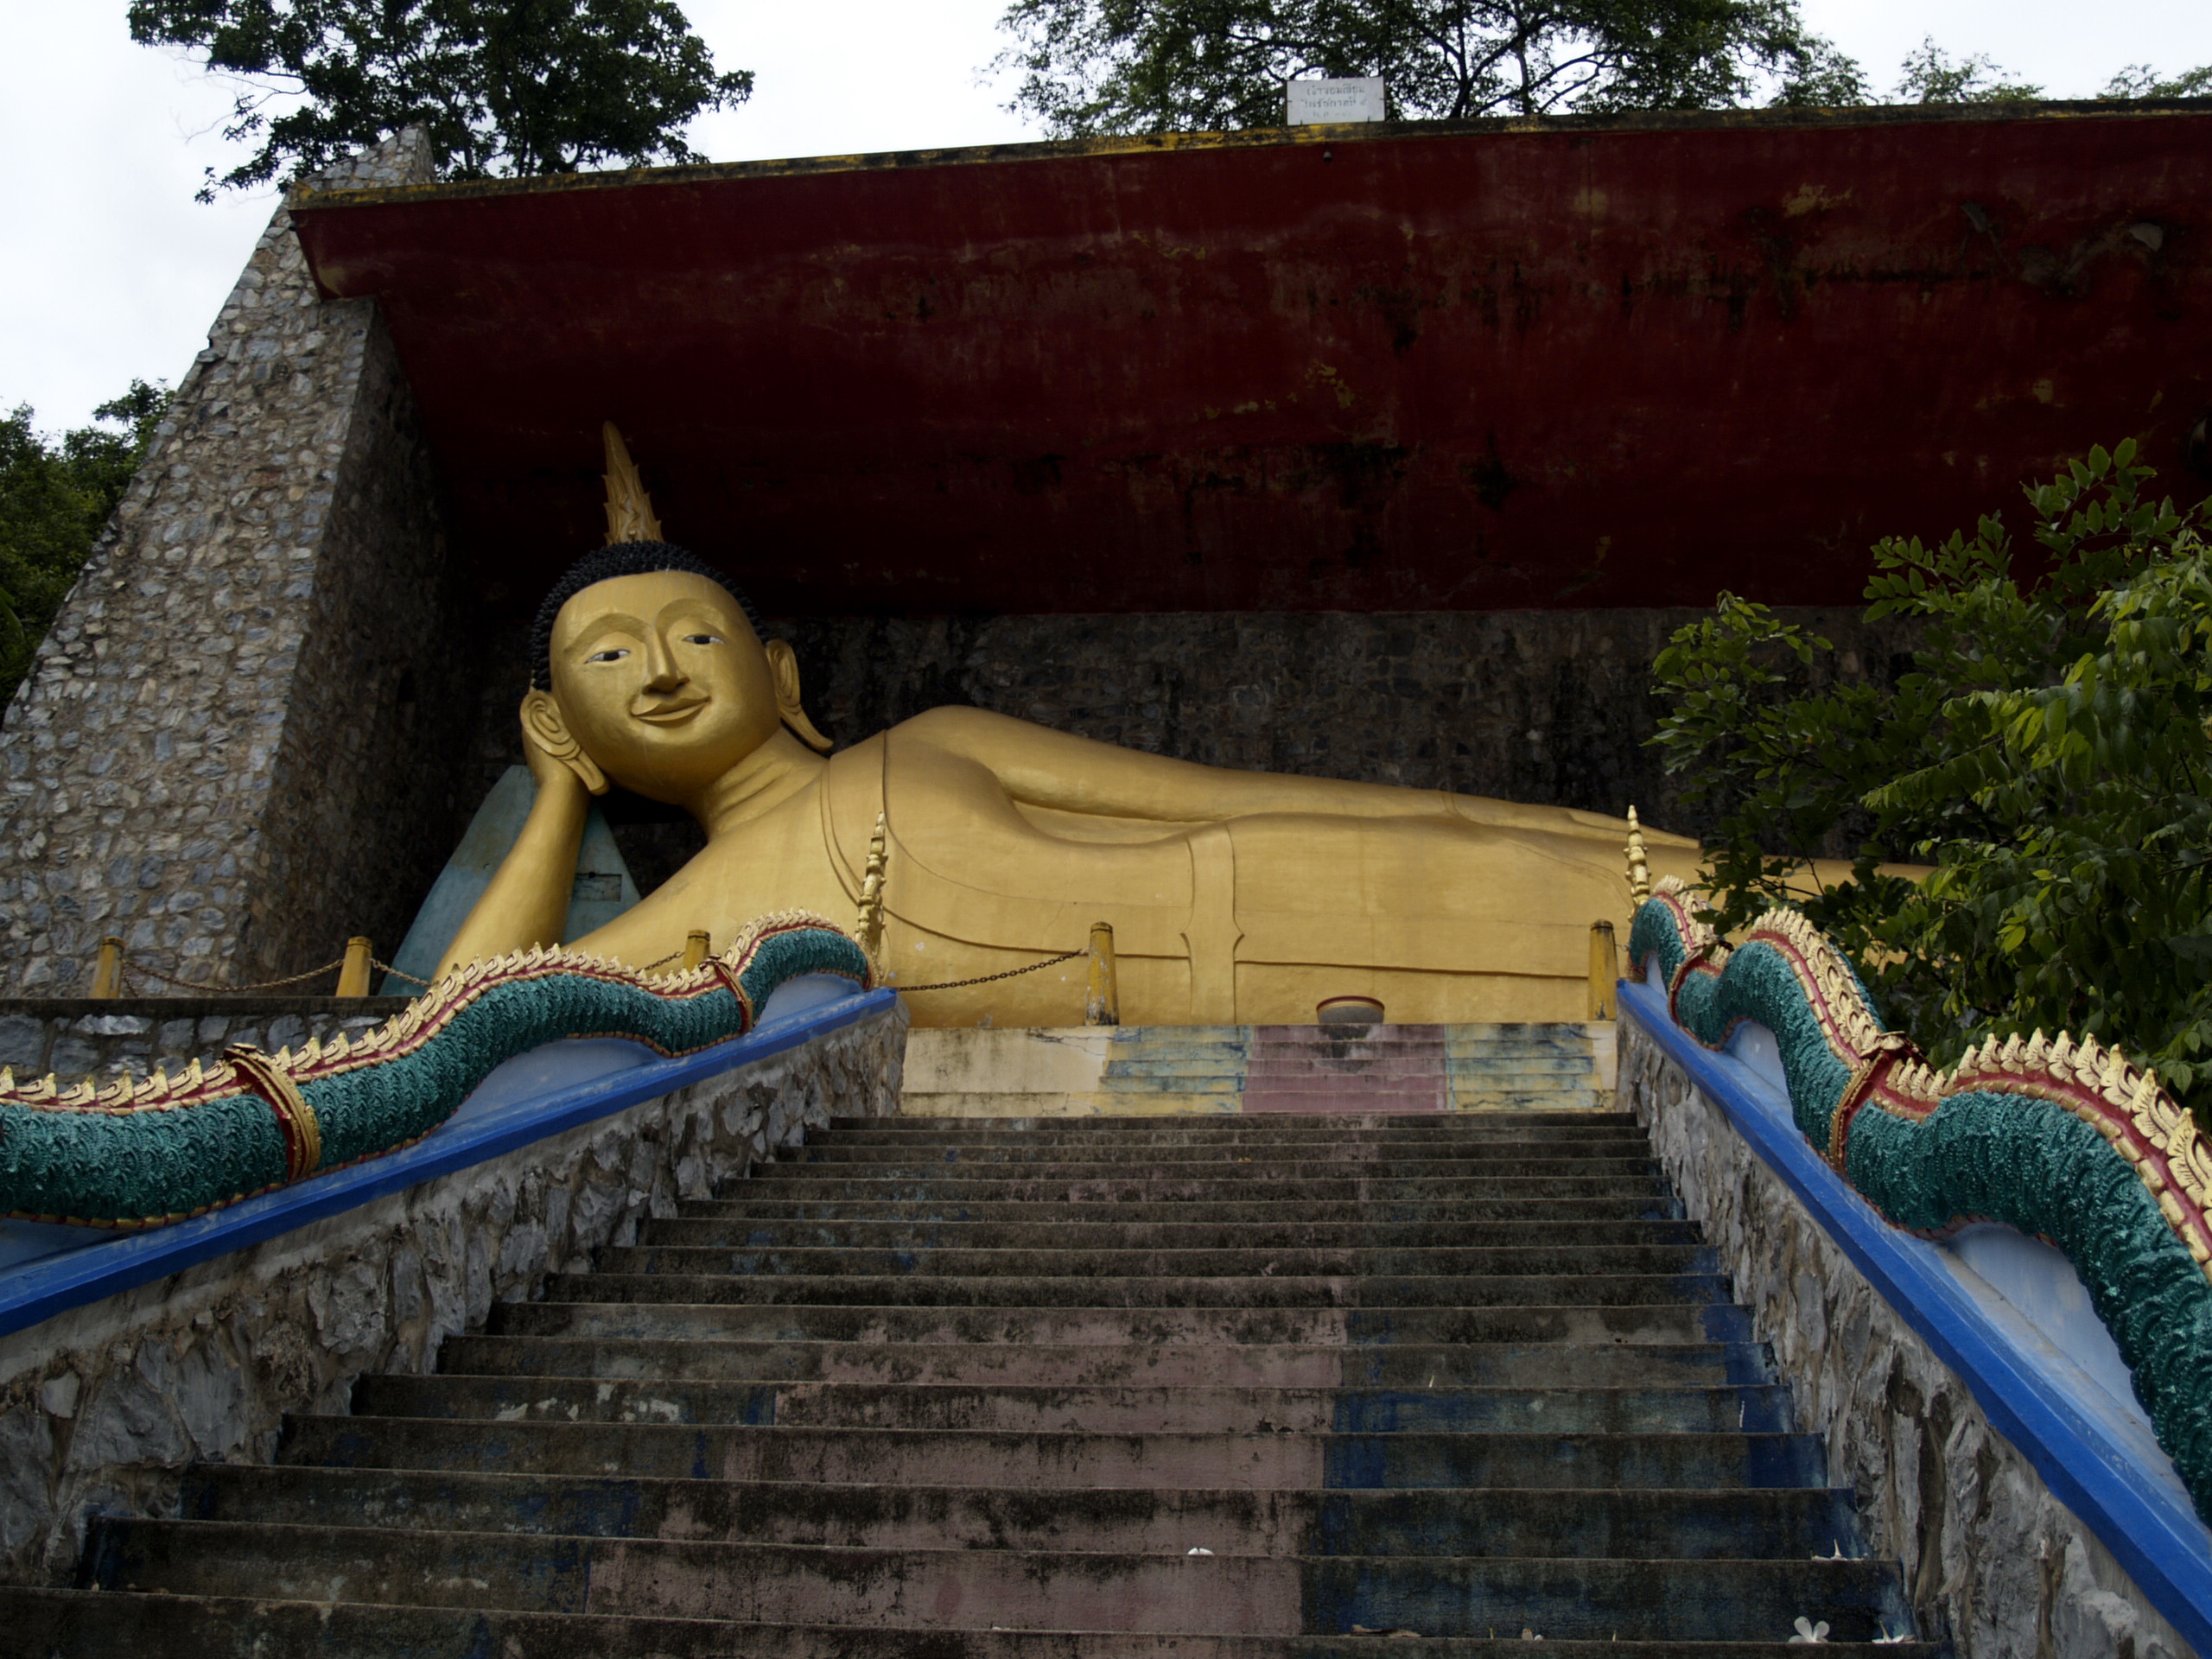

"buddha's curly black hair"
[530, 542, 766, 691]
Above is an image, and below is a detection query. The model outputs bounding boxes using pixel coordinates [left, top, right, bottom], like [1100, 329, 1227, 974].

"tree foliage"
[995, 0, 1867, 136]
[1649, 443, 2212, 1119]
[0, 385, 171, 721]
[127, 0, 751, 198]
[2102, 62, 2212, 99]
[1892, 37, 2043, 105]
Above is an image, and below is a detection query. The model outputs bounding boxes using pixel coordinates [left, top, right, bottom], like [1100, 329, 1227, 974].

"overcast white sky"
[4, 0, 2210, 432]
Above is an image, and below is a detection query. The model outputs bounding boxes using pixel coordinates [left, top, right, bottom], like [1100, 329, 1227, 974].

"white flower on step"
[1875, 1631, 1912, 1645]
[1186, 1547, 1213, 1555]
[1813, 1541, 1851, 1560]
[1789, 1617, 1832, 1643]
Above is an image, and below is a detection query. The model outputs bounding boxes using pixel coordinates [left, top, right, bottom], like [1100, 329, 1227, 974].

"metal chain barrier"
[112, 941, 1072, 999]
[892, 947, 1086, 994]
[373, 944, 684, 992]
[119, 957, 349, 995]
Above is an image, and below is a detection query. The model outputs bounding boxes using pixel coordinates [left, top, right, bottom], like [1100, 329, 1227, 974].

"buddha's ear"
[520, 689, 610, 795]
[764, 639, 835, 752]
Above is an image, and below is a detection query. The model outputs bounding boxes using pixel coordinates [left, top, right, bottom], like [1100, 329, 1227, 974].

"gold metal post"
[1085, 922, 1120, 1027]
[90, 937, 124, 1000]
[682, 930, 711, 971]
[1587, 921, 1618, 1020]
[335, 937, 374, 998]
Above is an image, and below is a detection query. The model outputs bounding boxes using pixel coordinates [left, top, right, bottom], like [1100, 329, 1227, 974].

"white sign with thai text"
[1287, 78, 1385, 124]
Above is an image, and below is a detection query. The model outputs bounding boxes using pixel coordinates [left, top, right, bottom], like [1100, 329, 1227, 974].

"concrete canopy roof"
[290, 105, 2212, 620]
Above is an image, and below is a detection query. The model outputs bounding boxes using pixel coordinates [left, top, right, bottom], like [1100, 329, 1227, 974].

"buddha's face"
[546, 570, 779, 801]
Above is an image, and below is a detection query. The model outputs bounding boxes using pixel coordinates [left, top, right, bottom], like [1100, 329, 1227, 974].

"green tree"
[127, 0, 751, 199]
[0, 383, 171, 720]
[1891, 37, 2042, 104]
[2102, 63, 2212, 99]
[1649, 443, 2212, 1119]
[994, 0, 1868, 137]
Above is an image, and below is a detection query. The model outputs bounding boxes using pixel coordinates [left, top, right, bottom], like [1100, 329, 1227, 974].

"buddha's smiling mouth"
[632, 696, 708, 725]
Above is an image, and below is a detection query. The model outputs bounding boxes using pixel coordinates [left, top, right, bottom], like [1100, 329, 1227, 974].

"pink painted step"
[1243, 1025, 1447, 1114]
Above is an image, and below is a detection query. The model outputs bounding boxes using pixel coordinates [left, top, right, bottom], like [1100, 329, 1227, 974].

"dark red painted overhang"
[292, 106, 2212, 618]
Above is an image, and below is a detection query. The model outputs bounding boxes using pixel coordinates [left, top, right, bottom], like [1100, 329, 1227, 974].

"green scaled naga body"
[0, 912, 871, 1230]
[1628, 879, 2212, 1522]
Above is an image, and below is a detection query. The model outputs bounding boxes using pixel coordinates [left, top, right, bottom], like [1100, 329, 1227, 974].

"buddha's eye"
[584, 648, 630, 664]
[682, 632, 723, 645]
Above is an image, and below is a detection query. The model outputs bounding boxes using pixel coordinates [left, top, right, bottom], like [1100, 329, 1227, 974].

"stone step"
[1241, 1060, 1599, 1080]
[730, 1175, 1670, 1204]
[895, 1091, 1249, 1116]
[347, 1376, 1796, 1435]
[78, 1522, 1904, 1639]
[885, 1099, 1623, 1119]
[274, 1418, 1827, 1489]
[490, 1300, 1758, 1347]
[597, 1243, 1715, 1281]
[537, 1270, 1734, 1311]
[851, 1113, 1637, 1132]
[1224, 1081, 1601, 1102]
[180, 1465, 1851, 1556]
[778, 1137, 1654, 1164]
[674, 1196, 1683, 1224]
[435, 1336, 1777, 1389]
[817, 1121, 1640, 1145]
[755, 1156, 1662, 1181]
[4, 1588, 1946, 1657]
[639, 1217, 1704, 1250]
[1447, 1091, 1605, 1111]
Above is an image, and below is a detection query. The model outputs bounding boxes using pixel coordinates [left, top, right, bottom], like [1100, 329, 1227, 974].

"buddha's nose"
[641, 631, 686, 691]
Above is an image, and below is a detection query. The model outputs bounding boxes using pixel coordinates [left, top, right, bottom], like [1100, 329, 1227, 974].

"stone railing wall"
[1619, 1016, 2193, 1659]
[0, 996, 906, 1585]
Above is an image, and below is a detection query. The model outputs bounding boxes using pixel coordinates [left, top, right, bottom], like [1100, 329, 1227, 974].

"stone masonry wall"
[0, 997, 907, 1585]
[0, 996, 411, 1091]
[1619, 1016, 2194, 1659]
[0, 129, 475, 997]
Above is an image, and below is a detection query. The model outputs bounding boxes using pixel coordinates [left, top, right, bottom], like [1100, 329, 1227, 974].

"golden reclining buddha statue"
[442, 430, 1705, 1027]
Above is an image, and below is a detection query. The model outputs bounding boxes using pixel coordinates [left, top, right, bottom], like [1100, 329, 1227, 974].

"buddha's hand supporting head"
[525, 563, 826, 806]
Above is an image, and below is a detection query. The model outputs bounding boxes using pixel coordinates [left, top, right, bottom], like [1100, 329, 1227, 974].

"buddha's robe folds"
[778, 710, 1703, 1028]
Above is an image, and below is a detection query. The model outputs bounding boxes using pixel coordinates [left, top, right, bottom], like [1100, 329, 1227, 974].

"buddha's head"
[522, 541, 832, 804]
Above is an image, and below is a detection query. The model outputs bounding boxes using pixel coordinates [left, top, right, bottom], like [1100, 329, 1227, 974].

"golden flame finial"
[1625, 805, 1652, 905]
[857, 811, 889, 957]
[601, 422, 664, 544]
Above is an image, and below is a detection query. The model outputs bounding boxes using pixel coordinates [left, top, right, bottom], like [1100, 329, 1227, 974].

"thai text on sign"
[1287, 78, 1385, 124]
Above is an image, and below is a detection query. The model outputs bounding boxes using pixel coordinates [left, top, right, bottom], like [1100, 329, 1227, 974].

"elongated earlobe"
[765, 639, 834, 752]
[521, 689, 610, 793]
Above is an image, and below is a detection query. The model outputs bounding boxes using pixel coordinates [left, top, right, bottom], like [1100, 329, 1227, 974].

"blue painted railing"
[0, 987, 896, 1343]
[1623, 976, 2212, 1654]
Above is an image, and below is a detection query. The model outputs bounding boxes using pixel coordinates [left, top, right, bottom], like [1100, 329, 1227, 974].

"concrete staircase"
[14, 1027, 1934, 1655]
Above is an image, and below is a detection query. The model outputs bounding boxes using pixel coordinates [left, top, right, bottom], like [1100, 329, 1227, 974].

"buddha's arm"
[437, 762, 592, 977]
[892, 707, 1446, 821]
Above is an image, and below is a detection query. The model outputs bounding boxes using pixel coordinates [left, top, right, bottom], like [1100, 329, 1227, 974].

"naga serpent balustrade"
[1629, 878, 2212, 1521]
[0, 912, 871, 1232]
